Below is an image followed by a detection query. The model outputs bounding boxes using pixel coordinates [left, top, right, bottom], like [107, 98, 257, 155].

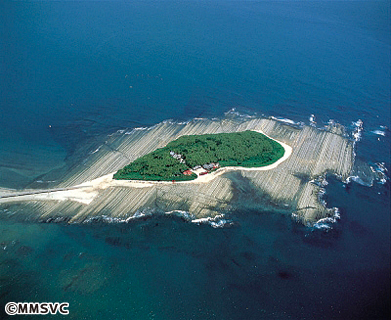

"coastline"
[0, 131, 292, 205]
[0, 116, 355, 224]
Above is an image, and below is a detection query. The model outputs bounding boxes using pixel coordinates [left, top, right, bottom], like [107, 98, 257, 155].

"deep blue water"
[0, 1, 390, 319]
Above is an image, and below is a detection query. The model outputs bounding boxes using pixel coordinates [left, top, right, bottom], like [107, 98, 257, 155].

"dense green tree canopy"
[113, 130, 285, 181]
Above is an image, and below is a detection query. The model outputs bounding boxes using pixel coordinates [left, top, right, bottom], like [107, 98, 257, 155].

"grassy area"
[113, 130, 285, 181]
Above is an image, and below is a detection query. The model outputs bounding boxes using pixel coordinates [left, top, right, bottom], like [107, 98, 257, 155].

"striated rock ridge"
[0, 116, 354, 225]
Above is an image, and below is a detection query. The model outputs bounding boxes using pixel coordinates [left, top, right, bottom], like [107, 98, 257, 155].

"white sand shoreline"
[0, 130, 292, 205]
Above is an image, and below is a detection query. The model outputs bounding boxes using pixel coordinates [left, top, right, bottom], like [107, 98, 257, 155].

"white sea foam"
[291, 212, 299, 220]
[310, 175, 328, 188]
[347, 161, 389, 187]
[370, 162, 389, 184]
[191, 214, 233, 228]
[162, 119, 190, 126]
[165, 210, 195, 221]
[270, 116, 304, 127]
[224, 108, 256, 119]
[83, 209, 154, 224]
[162, 119, 174, 124]
[351, 119, 363, 141]
[81, 209, 232, 228]
[352, 119, 363, 127]
[271, 116, 296, 125]
[313, 208, 340, 230]
[131, 209, 151, 219]
[91, 145, 103, 154]
[308, 175, 341, 230]
[345, 175, 369, 186]
[116, 126, 150, 135]
[133, 127, 148, 131]
[371, 130, 386, 136]
[210, 219, 232, 228]
[309, 114, 316, 127]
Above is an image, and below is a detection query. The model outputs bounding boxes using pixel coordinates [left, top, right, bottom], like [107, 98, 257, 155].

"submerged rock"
[60, 262, 108, 295]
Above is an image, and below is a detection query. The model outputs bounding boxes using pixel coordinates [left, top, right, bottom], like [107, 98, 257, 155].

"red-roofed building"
[183, 170, 193, 175]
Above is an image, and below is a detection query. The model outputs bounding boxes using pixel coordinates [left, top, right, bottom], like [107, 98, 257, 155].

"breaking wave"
[7, 110, 388, 230]
[270, 116, 304, 127]
[80, 209, 233, 229]
[312, 208, 341, 230]
[371, 130, 386, 136]
[164, 210, 195, 221]
[346, 160, 389, 187]
[90, 145, 103, 154]
[191, 214, 234, 228]
[351, 119, 363, 142]
[305, 175, 341, 230]
[309, 114, 316, 127]
[82, 209, 154, 224]
[224, 108, 257, 119]
[165, 210, 233, 228]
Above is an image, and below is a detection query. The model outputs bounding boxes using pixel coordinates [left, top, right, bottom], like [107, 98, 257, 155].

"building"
[170, 151, 186, 164]
[202, 163, 219, 170]
[183, 170, 193, 175]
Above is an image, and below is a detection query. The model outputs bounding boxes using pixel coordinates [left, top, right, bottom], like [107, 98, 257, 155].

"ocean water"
[0, 1, 390, 319]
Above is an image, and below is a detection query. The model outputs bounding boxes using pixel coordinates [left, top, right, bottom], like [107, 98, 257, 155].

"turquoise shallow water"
[0, 180, 389, 319]
[0, 1, 390, 319]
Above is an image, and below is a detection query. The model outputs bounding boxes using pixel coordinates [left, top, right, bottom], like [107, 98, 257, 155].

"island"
[113, 130, 285, 181]
[0, 114, 355, 226]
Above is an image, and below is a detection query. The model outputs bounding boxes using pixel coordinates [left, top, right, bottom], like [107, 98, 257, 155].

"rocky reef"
[0, 114, 354, 225]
